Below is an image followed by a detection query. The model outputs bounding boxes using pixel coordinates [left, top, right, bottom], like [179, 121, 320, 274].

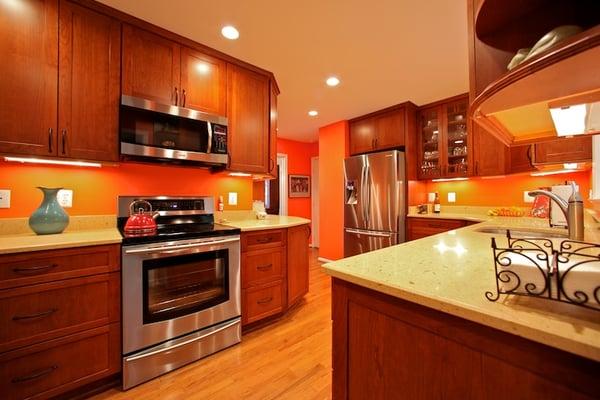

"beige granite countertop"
[322, 216, 600, 362]
[216, 210, 310, 232]
[0, 215, 121, 254]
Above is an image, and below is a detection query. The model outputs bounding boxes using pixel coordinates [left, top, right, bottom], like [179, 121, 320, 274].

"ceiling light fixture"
[308, 110, 318, 117]
[326, 76, 340, 87]
[4, 156, 101, 168]
[221, 25, 239, 40]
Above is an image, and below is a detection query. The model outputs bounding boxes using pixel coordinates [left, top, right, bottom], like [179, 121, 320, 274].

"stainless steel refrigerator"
[344, 150, 405, 257]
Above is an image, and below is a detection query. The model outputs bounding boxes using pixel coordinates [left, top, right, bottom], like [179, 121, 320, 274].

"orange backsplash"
[0, 160, 253, 218]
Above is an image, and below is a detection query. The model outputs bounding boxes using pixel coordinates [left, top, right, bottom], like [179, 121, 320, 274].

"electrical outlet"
[0, 190, 10, 208]
[447, 192, 456, 203]
[523, 190, 535, 203]
[228, 192, 238, 206]
[57, 189, 73, 208]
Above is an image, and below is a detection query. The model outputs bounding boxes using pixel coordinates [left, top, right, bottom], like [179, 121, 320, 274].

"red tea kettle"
[124, 200, 159, 234]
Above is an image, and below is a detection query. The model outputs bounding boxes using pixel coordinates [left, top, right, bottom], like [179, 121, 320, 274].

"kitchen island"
[323, 216, 600, 399]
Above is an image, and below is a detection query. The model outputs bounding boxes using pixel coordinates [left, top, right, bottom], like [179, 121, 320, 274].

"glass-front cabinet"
[417, 94, 470, 180]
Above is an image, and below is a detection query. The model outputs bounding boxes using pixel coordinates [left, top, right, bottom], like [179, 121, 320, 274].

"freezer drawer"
[344, 228, 400, 258]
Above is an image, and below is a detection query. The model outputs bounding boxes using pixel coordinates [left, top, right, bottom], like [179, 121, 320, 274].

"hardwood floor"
[93, 248, 332, 400]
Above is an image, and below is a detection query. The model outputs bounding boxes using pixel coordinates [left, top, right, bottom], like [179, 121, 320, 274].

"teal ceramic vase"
[28, 187, 70, 235]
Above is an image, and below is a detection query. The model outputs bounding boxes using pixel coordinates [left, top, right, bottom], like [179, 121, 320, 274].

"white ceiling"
[99, 0, 469, 142]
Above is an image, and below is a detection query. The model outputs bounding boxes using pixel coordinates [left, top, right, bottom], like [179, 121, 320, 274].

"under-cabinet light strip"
[4, 157, 102, 168]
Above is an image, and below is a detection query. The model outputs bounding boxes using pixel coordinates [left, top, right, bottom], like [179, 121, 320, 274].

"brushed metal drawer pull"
[257, 264, 272, 271]
[13, 308, 58, 321]
[256, 237, 272, 244]
[257, 297, 273, 304]
[427, 223, 444, 228]
[12, 263, 58, 274]
[11, 365, 58, 383]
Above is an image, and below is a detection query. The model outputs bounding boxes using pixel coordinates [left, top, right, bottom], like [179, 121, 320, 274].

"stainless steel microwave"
[120, 95, 228, 166]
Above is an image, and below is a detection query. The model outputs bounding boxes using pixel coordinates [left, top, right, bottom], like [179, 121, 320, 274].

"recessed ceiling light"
[326, 76, 340, 87]
[308, 110, 318, 117]
[221, 25, 239, 40]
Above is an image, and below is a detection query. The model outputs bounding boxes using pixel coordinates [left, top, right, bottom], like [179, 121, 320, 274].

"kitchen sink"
[475, 226, 568, 239]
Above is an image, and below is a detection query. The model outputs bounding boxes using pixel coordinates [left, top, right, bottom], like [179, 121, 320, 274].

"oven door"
[122, 235, 240, 354]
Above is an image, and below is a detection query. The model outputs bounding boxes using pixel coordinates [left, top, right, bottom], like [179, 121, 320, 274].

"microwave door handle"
[207, 122, 213, 153]
[124, 237, 239, 255]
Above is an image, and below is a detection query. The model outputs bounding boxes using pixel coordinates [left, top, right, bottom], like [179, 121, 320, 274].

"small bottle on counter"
[433, 192, 441, 214]
[218, 196, 224, 211]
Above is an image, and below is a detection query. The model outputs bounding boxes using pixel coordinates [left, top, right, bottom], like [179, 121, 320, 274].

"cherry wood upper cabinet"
[180, 47, 227, 115]
[268, 80, 278, 177]
[473, 124, 509, 176]
[349, 104, 414, 156]
[58, 1, 120, 162]
[0, 0, 58, 156]
[533, 136, 592, 165]
[227, 64, 270, 174]
[122, 24, 180, 106]
[287, 224, 310, 307]
[509, 144, 535, 174]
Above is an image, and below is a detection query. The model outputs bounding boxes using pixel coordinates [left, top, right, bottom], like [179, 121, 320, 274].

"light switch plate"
[0, 190, 10, 208]
[447, 192, 456, 203]
[523, 191, 535, 203]
[427, 192, 436, 203]
[57, 189, 73, 208]
[228, 192, 238, 206]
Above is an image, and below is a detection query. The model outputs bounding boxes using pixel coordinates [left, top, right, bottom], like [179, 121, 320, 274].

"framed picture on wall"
[289, 174, 310, 198]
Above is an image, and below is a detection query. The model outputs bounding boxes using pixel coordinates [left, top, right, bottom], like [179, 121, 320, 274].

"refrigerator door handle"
[360, 162, 368, 225]
[365, 164, 371, 227]
[345, 228, 393, 238]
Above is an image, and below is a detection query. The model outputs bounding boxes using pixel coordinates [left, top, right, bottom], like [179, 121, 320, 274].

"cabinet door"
[122, 25, 180, 105]
[509, 145, 535, 173]
[227, 64, 270, 173]
[268, 80, 278, 177]
[444, 99, 469, 177]
[374, 109, 405, 150]
[287, 224, 310, 306]
[0, 0, 58, 156]
[417, 107, 442, 179]
[473, 125, 508, 176]
[180, 47, 226, 115]
[58, 1, 120, 162]
[534, 136, 592, 164]
[349, 117, 375, 155]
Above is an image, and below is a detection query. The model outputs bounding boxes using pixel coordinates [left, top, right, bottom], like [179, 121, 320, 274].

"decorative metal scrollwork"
[486, 231, 599, 312]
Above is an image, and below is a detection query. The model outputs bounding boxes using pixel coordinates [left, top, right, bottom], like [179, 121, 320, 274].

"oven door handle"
[124, 237, 239, 255]
[124, 318, 240, 362]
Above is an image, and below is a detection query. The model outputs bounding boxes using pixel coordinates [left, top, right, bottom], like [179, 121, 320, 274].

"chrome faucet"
[529, 182, 584, 241]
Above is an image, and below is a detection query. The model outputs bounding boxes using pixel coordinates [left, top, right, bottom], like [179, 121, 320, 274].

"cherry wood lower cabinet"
[407, 217, 475, 241]
[332, 279, 599, 400]
[0, 245, 121, 399]
[241, 224, 310, 328]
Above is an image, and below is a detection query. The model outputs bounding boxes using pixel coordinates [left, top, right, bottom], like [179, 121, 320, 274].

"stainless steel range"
[118, 196, 241, 390]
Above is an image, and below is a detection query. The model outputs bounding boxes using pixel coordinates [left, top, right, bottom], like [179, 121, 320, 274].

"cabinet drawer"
[242, 248, 285, 288]
[0, 245, 119, 290]
[243, 281, 284, 325]
[0, 273, 119, 353]
[0, 323, 120, 400]
[407, 218, 466, 241]
[242, 229, 286, 252]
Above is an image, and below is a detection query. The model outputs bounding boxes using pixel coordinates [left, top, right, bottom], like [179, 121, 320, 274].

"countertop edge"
[322, 266, 600, 362]
[0, 237, 122, 255]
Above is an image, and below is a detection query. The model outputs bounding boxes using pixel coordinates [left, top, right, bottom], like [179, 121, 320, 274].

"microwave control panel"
[212, 124, 228, 154]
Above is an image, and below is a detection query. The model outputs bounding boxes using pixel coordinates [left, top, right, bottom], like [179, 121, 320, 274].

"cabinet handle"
[375, 138, 378, 148]
[526, 145, 533, 167]
[256, 237, 272, 244]
[270, 158, 275, 172]
[11, 365, 58, 384]
[13, 308, 58, 321]
[182, 89, 186, 107]
[48, 128, 53, 153]
[61, 129, 67, 155]
[174, 87, 179, 106]
[257, 296, 273, 304]
[12, 263, 58, 274]
[257, 264, 272, 271]
[307, 225, 312, 240]
[427, 223, 444, 229]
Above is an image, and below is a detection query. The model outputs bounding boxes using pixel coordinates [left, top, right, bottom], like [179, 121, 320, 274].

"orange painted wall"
[0, 160, 252, 218]
[318, 121, 349, 261]
[277, 138, 318, 220]
[426, 170, 592, 208]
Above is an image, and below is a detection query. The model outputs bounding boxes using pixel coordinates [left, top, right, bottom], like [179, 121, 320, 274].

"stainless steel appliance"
[118, 196, 241, 389]
[120, 95, 228, 166]
[344, 150, 406, 257]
